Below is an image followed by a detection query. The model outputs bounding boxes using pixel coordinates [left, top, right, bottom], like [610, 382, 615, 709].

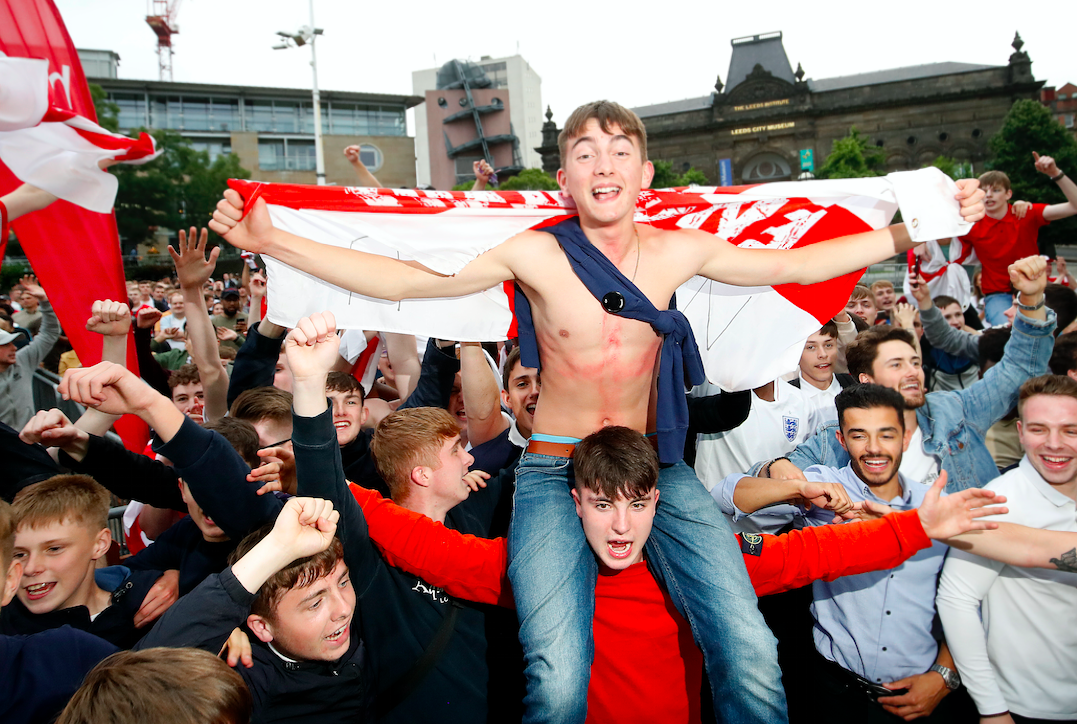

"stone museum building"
[538, 31, 1044, 185]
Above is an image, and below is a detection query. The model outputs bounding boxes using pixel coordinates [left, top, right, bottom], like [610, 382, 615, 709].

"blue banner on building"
[719, 158, 732, 187]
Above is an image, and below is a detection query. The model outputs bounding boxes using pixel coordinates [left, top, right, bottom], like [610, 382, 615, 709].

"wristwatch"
[1050, 171, 1066, 182]
[929, 664, 961, 690]
[1016, 295, 1046, 312]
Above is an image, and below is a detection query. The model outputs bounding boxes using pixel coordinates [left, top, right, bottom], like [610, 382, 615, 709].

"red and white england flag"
[0, 54, 160, 214]
[240, 168, 969, 391]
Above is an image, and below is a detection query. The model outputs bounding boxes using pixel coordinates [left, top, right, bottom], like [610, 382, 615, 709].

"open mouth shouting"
[606, 539, 633, 560]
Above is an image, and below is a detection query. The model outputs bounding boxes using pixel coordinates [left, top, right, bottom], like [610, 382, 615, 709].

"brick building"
[537, 32, 1043, 185]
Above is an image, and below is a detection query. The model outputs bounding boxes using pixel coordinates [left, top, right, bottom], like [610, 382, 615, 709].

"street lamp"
[274, 0, 326, 185]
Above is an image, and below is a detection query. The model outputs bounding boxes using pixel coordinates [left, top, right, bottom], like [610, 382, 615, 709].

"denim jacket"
[749, 310, 1056, 492]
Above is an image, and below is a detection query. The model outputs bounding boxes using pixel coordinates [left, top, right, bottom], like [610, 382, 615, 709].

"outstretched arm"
[693, 180, 984, 286]
[170, 227, 228, 423]
[1, 183, 58, 220]
[209, 189, 516, 302]
[945, 523, 1077, 571]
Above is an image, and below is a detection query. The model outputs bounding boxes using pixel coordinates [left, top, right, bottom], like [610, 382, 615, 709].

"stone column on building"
[537, 106, 561, 175]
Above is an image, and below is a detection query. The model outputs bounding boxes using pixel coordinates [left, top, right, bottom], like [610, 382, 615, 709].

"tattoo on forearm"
[1050, 548, 1077, 573]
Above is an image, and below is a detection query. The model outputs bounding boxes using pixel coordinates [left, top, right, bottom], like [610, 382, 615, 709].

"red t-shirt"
[356, 485, 931, 723]
[961, 203, 1049, 295]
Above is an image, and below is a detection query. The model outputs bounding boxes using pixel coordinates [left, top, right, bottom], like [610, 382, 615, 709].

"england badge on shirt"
[783, 416, 799, 442]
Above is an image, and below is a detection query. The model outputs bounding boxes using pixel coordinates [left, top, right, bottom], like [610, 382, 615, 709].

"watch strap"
[1016, 296, 1046, 311]
[929, 663, 960, 690]
[1050, 171, 1066, 182]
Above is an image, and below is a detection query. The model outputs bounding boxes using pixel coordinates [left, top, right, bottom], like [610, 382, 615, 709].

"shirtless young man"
[210, 101, 985, 723]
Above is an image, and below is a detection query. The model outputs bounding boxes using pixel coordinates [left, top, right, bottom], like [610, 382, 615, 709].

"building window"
[258, 138, 316, 171]
[327, 103, 405, 136]
[189, 138, 233, 163]
[1065, 114, 1075, 129]
[109, 92, 147, 131]
[358, 144, 382, 172]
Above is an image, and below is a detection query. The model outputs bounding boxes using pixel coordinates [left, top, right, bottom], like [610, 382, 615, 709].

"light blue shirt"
[719, 464, 947, 683]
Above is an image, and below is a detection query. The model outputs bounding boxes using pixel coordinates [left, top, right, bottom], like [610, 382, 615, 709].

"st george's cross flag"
[0, 54, 160, 216]
[242, 167, 971, 392]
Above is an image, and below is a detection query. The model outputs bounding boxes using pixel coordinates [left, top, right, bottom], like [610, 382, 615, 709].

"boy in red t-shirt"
[962, 153, 1077, 325]
[348, 426, 1007, 724]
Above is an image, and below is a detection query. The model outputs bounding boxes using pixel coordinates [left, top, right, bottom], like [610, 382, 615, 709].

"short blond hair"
[12, 474, 110, 533]
[558, 100, 648, 168]
[371, 408, 461, 501]
[870, 280, 894, 293]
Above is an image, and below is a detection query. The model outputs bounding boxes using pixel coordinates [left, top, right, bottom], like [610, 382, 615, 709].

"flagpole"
[309, 0, 325, 186]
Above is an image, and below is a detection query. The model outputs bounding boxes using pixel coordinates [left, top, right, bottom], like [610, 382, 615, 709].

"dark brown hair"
[558, 100, 648, 168]
[230, 387, 293, 425]
[574, 426, 658, 501]
[933, 294, 961, 311]
[501, 345, 523, 391]
[55, 648, 252, 724]
[168, 363, 201, 390]
[846, 326, 917, 379]
[326, 371, 365, 402]
[229, 522, 345, 621]
[204, 417, 261, 469]
[978, 170, 1011, 192]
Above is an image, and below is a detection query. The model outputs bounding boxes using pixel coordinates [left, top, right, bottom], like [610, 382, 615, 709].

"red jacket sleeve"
[744, 510, 931, 597]
[349, 483, 514, 608]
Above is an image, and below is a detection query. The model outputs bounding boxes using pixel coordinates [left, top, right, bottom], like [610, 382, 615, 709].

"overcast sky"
[55, 0, 1072, 134]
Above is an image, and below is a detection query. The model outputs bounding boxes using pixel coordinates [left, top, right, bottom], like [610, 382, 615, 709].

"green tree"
[497, 168, 560, 191]
[987, 99, 1077, 251]
[930, 156, 974, 180]
[111, 130, 250, 249]
[650, 160, 710, 188]
[91, 90, 251, 251]
[89, 83, 119, 132]
[816, 127, 884, 179]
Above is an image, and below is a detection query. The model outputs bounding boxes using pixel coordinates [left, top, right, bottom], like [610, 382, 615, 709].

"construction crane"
[145, 0, 181, 81]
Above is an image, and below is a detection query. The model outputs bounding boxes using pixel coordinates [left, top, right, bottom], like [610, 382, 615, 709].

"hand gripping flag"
[240, 167, 971, 391]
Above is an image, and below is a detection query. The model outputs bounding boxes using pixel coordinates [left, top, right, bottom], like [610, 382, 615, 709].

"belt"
[526, 439, 578, 458]
[526, 435, 659, 459]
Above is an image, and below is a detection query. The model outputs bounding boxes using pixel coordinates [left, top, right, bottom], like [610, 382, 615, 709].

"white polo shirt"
[936, 457, 1077, 719]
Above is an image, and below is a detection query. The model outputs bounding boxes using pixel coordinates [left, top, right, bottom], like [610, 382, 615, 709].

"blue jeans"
[508, 453, 787, 724]
[984, 292, 1013, 327]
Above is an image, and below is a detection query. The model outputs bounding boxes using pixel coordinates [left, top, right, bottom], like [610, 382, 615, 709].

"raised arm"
[460, 341, 508, 447]
[1034, 153, 1077, 222]
[958, 257, 1054, 438]
[344, 145, 382, 188]
[58, 361, 281, 538]
[13, 275, 58, 370]
[170, 227, 228, 423]
[287, 312, 381, 585]
[382, 332, 420, 403]
[209, 190, 516, 302]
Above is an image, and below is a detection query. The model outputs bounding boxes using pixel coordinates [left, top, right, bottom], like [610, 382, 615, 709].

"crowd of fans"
[2, 104, 1077, 724]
